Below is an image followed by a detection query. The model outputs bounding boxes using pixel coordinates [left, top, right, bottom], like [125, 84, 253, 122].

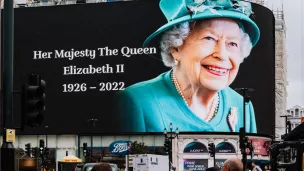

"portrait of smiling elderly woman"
[114, 0, 260, 133]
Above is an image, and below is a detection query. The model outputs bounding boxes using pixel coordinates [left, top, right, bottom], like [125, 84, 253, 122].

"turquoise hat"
[143, 0, 260, 47]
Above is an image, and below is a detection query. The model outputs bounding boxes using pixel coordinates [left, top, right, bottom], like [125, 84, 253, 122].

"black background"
[7, 0, 275, 135]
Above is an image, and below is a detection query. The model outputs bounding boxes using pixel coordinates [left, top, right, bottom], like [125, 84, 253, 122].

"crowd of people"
[205, 158, 271, 171]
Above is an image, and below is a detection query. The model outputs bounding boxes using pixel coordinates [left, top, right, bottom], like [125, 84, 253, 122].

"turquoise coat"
[114, 70, 257, 133]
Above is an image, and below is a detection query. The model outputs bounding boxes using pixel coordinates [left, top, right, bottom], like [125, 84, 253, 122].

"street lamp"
[163, 122, 179, 171]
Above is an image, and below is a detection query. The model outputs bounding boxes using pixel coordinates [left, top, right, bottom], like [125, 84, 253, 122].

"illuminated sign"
[215, 142, 236, 153]
[183, 142, 208, 153]
[109, 140, 132, 155]
[184, 159, 208, 171]
[12, 1, 275, 135]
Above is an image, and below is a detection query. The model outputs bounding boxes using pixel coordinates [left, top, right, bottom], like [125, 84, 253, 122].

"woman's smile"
[202, 65, 230, 76]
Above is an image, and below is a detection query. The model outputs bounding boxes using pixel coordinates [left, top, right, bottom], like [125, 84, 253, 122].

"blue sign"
[183, 142, 208, 153]
[109, 140, 132, 155]
[215, 142, 236, 153]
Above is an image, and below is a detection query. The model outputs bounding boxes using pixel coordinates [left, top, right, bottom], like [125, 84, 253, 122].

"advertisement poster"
[215, 142, 236, 153]
[11, 0, 275, 135]
[184, 159, 208, 171]
[183, 142, 208, 153]
[246, 139, 269, 156]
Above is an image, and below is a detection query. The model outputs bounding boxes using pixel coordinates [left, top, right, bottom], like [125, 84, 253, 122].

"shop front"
[172, 134, 271, 171]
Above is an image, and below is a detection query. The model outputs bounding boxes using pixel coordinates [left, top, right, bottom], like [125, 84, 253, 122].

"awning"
[59, 155, 82, 163]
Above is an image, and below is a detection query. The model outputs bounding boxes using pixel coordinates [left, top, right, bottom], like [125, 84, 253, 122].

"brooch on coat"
[227, 107, 238, 132]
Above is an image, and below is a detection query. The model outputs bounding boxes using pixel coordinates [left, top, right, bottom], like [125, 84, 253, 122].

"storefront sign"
[6, 129, 16, 143]
[183, 142, 208, 153]
[184, 159, 208, 171]
[215, 142, 236, 153]
[109, 140, 132, 155]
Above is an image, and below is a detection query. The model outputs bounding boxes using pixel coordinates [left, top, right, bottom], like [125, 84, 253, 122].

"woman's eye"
[229, 42, 238, 47]
[204, 36, 215, 41]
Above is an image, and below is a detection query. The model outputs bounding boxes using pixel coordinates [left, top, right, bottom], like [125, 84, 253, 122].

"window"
[291, 111, 294, 117]
[295, 109, 299, 117]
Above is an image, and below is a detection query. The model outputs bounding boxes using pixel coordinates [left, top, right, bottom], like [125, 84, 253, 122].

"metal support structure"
[43, 126, 49, 169]
[126, 155, 129, 171]
[163, 122, 179, 171]
[235, 88, 254, 171]
[280, 115, 288, 135]
[91, 134, 93, 162]
[1, 0, 15, 169]
[87, 118, 98, 163]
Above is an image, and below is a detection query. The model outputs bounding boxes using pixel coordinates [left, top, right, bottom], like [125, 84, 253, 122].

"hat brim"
[143, 10, 260, 47]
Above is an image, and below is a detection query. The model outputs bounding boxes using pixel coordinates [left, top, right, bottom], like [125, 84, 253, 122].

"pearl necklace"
[171, 71, 219, 122]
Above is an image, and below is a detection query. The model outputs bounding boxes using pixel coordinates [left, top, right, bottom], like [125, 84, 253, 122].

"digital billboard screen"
[11, 0, 275, 135]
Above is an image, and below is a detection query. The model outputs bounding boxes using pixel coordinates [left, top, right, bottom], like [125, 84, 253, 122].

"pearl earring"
[174, 59, 179, 66]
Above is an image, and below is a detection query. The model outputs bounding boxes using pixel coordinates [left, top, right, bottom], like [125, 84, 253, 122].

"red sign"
[301, 117, 304, 123]
[246, 139, 270, 156]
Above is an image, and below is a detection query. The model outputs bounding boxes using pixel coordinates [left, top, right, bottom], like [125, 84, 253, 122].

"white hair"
[160, 21, 253, 67]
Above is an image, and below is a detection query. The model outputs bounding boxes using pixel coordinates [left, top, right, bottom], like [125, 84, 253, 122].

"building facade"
[287, 105, 304, 130]
[272, 3, 288, 140]
[0, 133, 271, 171]
[173, 134, 271, 171]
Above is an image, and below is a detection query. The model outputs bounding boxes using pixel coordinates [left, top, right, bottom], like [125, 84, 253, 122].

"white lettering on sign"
[111, 143, 128, 153]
